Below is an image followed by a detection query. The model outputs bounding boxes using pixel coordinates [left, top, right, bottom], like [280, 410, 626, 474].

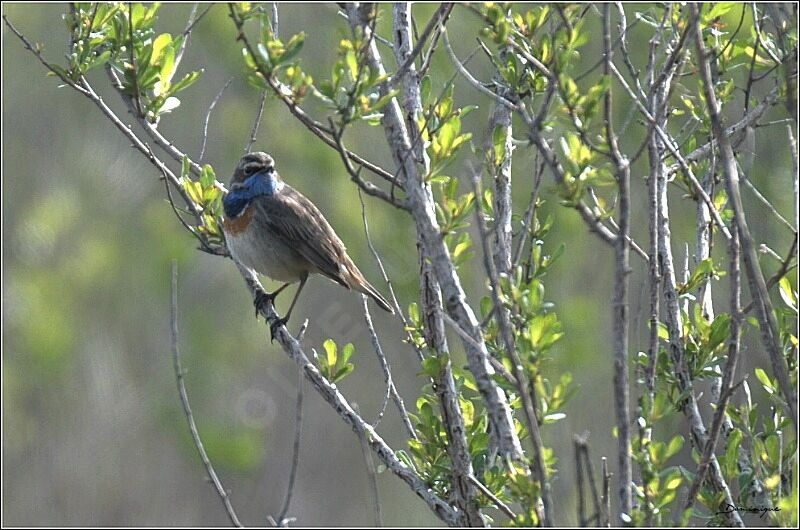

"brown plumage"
[223, 152, 393, 326]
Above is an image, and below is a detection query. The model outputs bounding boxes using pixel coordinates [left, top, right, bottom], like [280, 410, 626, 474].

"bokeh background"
[3, 3, 796, 526]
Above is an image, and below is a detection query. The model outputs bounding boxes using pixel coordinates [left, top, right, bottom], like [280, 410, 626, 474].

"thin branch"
[682, 230, 743, 516]
[199, 77, 234, 162]
[391, 3, 454, 87]
[353, 403, 384, 528]
[691, 1, 797, 430]
[740, 164, 796, 233]
[228, 6, 403, 191]
[601, 457, 611, 527]
[470, 168, 553, 526]
[574, 434, 603, 527]
[512, 155, 544, 269]
[235, 261, 460, 525]
[665, 86, 780, 175]
[270, 3, 279, 37]
[356, 189, 424, 362]
[361, 296, 417, 440]
[2, 15, 90, 96]
[742, 232, 798, 314]
[575, 438, 588, 526]
[329, 120, 411, 211]
[346, 3, 523, 462]
[105, 65, 209, 181]
[443, 31, 519, 111]
[274, 368, 303, 527]
[603, 6, 632, 521]
[171, 261, 243, 528]
[174, 3, 215, 73]
[245, 90, 268, 154]
[467, 474, 517, 521]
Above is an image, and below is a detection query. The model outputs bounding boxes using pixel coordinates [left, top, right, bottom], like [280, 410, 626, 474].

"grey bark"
[345, 3, 523, 461]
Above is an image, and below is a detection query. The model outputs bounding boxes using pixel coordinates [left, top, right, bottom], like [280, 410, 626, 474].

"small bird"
[222, 152, 393, 337]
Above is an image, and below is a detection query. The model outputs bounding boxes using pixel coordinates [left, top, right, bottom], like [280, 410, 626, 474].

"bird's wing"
[251, 185, 356, 288]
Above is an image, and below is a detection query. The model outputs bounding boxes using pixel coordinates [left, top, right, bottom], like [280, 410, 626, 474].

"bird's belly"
[224, 210, 308, 283]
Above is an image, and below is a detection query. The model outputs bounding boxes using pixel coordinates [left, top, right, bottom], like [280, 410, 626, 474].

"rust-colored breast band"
[222, 204, 254, 236]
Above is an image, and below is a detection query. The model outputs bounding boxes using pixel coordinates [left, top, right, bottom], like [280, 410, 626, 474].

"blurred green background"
[2, 3, 795, 526]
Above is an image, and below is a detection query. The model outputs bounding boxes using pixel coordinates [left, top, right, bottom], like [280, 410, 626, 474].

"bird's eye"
[243, 165, 256, 176]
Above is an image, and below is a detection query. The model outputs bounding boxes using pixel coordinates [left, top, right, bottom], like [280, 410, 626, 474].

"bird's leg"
[254, 282, 291, 318]
[269, 273, 308, 342]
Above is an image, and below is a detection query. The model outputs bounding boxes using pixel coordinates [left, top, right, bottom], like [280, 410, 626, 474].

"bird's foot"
[269, 316, 289, 343]
[254, 291, 275, 319]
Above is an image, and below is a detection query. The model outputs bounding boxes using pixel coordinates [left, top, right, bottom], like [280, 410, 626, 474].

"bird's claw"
[254, 291, 273, 319]
[269, 316, 289, 343]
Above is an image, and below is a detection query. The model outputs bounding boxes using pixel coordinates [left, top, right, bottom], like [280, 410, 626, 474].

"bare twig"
[443, 31, 518, 110]
[574, 434, 602, 526]
[245, 90, 268, 154]
[356, 189, 423, 362]
[740, 164, 796, 233]
[228, 6, 404, 192]
[471, 168, 553, 526]
[512, 155, 544, 269]
[270, 3, 279, 37]
[361, 296, 417, 440]
[329, 120, 411, 211]
[174, 3, 215, 73]
[666, 86, 781, 176]
[692, 2, 797, 430]
[601, 457, 611, 527]
[199, 77, 234, 162]
[353, 403, 384, 527]
[274, 368, 304, 527]
[171, 261, 243, 528]
[575, 438, 587, 526]
[467, 474, 517, 521]
[742, 233, 798, 315]
[391, 3, 454, 87]
[603, 7, 632, 520]
[682, 229, 743, 516]
[235, 261, 460, 525]
[345, 3, 523, 463]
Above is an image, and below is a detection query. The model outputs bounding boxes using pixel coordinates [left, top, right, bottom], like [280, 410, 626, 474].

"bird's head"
[230, 151, 277, 188]
[223, 152, 284, 219]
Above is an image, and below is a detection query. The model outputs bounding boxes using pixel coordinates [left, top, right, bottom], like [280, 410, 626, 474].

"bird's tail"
[357, 279, 395, 314]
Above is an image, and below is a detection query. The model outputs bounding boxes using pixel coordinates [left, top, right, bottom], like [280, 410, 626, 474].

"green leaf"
[754, 368, 774, 392]
[372, 89, 398, 111]
[181, 156, 190, 179]
[199, 164, 215, 188]
[704, 3, 735, 23]
[345, 50, 358, 81]
[421, 356, 444, 379]
[420, 75, 431, 103]
[323, 338, 337, 369]
[332, 364, 354, 383]
[281, 32, 306, 64]
[170, 70, 202, 95]
[151, 33, 172, 64]
[665, 435, 684, 459]
[339, 342, 354, 366]
[492, 124, 507, 163]
[779, 276, 797, 311]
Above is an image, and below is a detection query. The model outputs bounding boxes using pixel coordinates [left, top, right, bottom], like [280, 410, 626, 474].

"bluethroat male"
[222, 152, 393, 336]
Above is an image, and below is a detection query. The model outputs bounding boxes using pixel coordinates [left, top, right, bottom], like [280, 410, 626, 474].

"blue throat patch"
[223, 169, 279, 218]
